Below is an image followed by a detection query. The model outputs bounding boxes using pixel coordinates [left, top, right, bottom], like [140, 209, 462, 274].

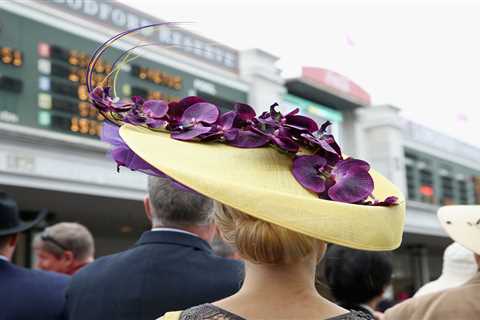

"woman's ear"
[317, 241, 328, 263]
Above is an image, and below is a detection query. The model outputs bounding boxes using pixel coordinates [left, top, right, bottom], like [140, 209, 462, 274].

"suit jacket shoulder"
[0, 261, 70, 320]
[66, 231, 244, 320]
[385, 273, 480, 320]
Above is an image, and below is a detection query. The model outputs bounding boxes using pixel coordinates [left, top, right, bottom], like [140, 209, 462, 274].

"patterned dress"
[173, 303, 374, 320]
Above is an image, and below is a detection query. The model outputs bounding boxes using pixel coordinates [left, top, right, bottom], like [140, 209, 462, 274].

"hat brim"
[0, 209, 48, 236]
[438, 205, 480, 255]
[120, 125, 405, 251]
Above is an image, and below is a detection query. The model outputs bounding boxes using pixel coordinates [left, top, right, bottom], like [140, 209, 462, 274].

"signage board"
[0, 9, 246, 138]
[44, 0, 239, 72]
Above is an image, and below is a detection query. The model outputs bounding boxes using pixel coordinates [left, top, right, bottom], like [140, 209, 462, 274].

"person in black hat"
[0, 192, 70, 320]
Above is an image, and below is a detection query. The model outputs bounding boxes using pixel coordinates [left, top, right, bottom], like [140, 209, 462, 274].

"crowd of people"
[2, 181, 479, 319]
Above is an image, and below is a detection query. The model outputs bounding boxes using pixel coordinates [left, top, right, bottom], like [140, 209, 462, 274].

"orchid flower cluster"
[90, 87, 398, 207]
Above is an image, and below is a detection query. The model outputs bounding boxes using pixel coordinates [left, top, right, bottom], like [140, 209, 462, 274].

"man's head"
[325, 245, 393, 307]
[0, 234, 17, 260]
[33, 222, 94, 275]
[1, 192, 46, 261]
[144, 176, 216, 241]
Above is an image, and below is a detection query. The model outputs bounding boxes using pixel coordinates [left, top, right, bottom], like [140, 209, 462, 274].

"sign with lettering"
[45, 0, 239, 71]
[0, 7, 246, 139]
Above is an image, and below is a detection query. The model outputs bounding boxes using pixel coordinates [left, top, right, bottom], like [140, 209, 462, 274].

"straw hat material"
[438, 205, 480, 255]
[120, 124, 405, 251]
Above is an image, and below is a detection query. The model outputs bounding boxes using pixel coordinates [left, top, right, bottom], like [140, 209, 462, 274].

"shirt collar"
[0, 255, 9, 262]
[151, 227, 199, 238]
[136, 230, 212, 253]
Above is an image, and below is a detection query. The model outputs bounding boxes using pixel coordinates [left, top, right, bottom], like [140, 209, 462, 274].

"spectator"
[87, 58, 404, 320]
[324, 245, 393, 319]
[34, 222, 95, 275]
[414, 242, 476, 297]
[0, 192, 69, 320]
[65, 176, 244, 320]
[385, 205, 480, 320]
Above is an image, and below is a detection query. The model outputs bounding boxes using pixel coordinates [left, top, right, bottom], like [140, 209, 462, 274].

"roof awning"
[286, 67, 371, 111]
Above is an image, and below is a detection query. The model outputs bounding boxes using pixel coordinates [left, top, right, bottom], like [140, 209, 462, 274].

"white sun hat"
[414, 242, 477, 297]
[438, 205, 480, 255]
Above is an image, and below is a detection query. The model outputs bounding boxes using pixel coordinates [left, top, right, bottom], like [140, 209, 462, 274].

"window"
[405, 154, 417, 201]
[457, 178, 469, 204]
[439, 168, 454, 205]
[405, 150, 479, 206]
[418, 162, 435, 204]
[473, 177, 480, 204]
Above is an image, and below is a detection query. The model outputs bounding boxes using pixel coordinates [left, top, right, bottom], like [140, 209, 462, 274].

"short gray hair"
[211, 236, 237, 258]
[34, 222, 94, 261]
[148, 176, 215, 227]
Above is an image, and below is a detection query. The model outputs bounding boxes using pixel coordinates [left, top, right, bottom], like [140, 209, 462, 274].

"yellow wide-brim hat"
[120, 124, 405, 251]
[438, 205, 480, 255]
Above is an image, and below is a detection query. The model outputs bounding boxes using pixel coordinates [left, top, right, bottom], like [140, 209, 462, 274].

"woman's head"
[215, 203, 325, 265]
[324, 245, 392, 306]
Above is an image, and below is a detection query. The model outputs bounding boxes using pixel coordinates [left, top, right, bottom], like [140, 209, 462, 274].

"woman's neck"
[239, 258, 318, 299]
[214, 256, 347, 319]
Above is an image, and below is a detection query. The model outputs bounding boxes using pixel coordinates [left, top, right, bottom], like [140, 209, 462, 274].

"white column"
[355, 105, 407, 194]
[238, 49, 285, 112]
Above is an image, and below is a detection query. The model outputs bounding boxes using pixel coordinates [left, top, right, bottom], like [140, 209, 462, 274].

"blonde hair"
[215, 203, 321, 265]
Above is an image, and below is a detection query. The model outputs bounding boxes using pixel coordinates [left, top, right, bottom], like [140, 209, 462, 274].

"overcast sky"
[120, 0, 479, 147]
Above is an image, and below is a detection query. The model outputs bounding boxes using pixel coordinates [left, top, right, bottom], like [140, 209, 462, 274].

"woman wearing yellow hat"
[87, 25, 405, 320]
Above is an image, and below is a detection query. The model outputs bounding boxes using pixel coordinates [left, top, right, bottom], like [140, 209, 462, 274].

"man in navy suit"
[0, 192, 70, 320]
[66, 177, 244, 320]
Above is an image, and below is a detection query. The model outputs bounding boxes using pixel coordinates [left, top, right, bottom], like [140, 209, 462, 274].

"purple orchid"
[167, 96, 206, 126]
[268, 127, 300, 153]
[143, 100, 168, 129]
[101, 123, 165, 176]
[89, 86, 132, 113]
[298, 121, 342, 165]
[363, 196, 399, 207]
[292, 156, 375, 204]
[89, 81, 397, 206]
[191, 105, 269, 148]
[234, 103, 256, 121]
[319, 120, 332, 133]
[123, 96, 147, 125]
[327, 158, 374, 203]
[227, 103, 270, 148]
[101, 123, 195, 192]
[171, 102, 220, 141]
[283, 112, 318, 134]
[201, 111, 239, 142]
[251, 104, 318, 153]
[292, 155, 329, 193]
[301, 134, 342, 165]
[257, 104, 318, 134]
